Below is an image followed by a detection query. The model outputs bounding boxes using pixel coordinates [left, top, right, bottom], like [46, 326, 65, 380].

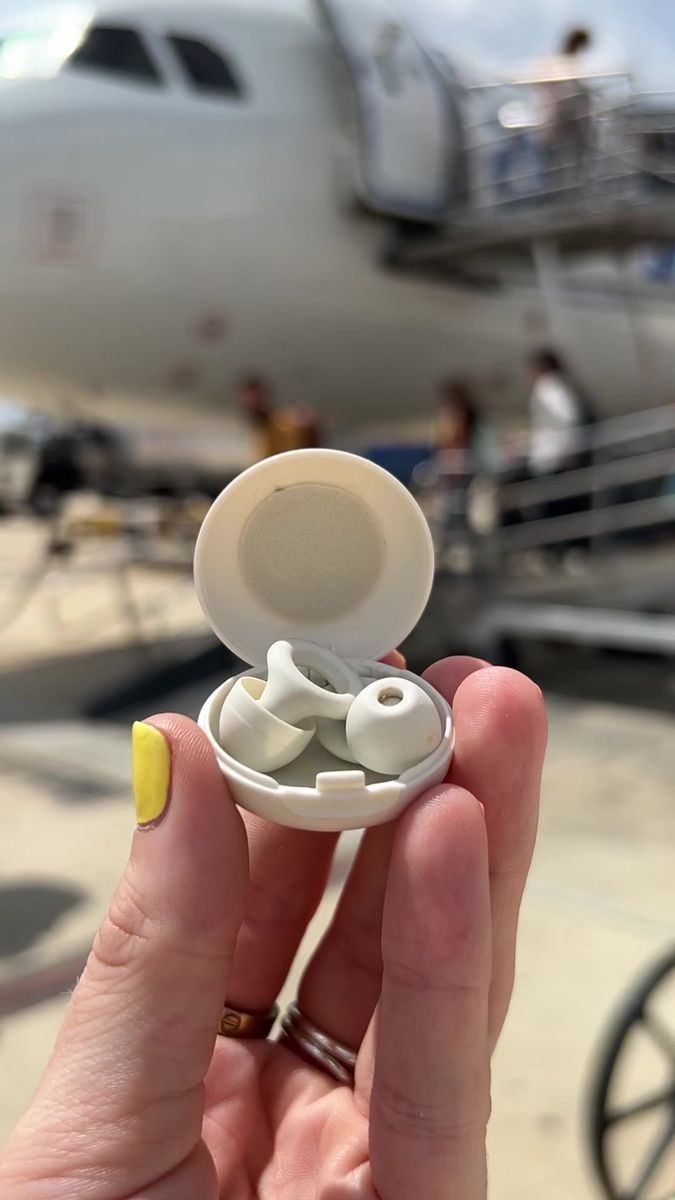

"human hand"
[0, 657, 547, 1200]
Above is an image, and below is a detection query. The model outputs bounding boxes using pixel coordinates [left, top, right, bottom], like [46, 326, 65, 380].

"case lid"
[194, 449, 435, 666]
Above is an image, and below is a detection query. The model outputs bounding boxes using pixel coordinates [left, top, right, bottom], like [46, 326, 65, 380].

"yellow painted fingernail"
[132, 723, 171, 827]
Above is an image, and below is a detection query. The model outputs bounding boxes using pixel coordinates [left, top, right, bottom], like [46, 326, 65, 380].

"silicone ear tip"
[219, 677, 315, 773]
[345, 677, 443, 776]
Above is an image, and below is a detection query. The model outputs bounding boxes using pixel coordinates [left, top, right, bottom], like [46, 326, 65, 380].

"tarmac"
[0, 517, 674, 1199]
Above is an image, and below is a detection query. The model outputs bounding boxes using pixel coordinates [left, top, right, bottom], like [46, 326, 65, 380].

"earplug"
[260, 640, 362, 725]
[345, 677, 443, 776]
[315, 716, 360, 764]
[219, 676, 315, 773]
[219, 639, 363, 773]
[219, 640, 443, 779]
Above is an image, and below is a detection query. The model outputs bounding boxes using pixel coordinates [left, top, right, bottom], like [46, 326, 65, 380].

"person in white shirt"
[507, 27, 595, 194]
[527, 348, 587, 476]
[535, 28, 595, 185]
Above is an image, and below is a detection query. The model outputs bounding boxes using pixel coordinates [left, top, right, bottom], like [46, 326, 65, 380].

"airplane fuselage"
[0, 0, 673, 432]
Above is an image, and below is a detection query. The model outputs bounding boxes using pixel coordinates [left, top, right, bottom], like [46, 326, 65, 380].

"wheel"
[588, 946, 675, 1200]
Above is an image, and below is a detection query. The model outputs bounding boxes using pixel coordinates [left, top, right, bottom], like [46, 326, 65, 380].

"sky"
[3, 0, 675, 89]
[408, 0, 675, 89]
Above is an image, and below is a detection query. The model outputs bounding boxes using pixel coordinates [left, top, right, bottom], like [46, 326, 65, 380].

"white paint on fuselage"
[0, 0, 672, 430]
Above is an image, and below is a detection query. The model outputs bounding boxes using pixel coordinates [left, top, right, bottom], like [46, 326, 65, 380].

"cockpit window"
[168, 35, 243, 98]
[68, 25, 162, 85]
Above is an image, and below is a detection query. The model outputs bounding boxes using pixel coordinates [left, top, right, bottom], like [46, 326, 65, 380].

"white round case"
[194, 449, 454, 831]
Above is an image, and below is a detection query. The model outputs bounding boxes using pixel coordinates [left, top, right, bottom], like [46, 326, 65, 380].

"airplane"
[0, 0, 674, 438]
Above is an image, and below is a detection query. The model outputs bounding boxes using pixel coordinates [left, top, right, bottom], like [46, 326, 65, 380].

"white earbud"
[219, 640, 362, 773]
[345, 677, 443, 776]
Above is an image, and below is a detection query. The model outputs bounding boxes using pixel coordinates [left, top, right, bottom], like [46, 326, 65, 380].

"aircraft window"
[168, 35, 243, 97]
[68, 25, 162, 85]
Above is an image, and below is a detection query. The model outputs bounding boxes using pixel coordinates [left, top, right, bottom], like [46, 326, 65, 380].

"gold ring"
[218, 1003, 279, 1040]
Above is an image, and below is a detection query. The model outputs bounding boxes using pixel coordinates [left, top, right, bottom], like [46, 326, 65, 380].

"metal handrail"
[462, 77, 634, 137]
[429, 405, 675, 471]
[507, 403, 675, 460]
[463, 103, 633, 148]
[456, 79, 675, 215]
[493, 493, 675, 552]
[417, 404, 675, 560]
[476, 603, 675, 655]
[465, 72, 633, 94]
[498, 447, 675, 510]
[471, 167, 638, 207]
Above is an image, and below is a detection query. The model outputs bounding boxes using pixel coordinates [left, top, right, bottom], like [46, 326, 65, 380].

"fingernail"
[132, 722, 171, 827]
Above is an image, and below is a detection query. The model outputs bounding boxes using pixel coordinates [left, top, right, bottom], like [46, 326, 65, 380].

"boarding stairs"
[385, 77, 675, 279]
[413, 405, 675, 662]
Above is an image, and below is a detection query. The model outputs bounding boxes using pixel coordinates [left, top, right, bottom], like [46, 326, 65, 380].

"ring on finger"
[218, 1002, 279, 1039]
[279, 1003, 357, 1085]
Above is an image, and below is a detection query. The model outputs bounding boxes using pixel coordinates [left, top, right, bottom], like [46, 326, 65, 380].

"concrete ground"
[0, 522, 674, 1199]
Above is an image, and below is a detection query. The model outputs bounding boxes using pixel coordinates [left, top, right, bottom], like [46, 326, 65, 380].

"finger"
[422, 655, 489, 704]
[297, 656, 488, 1048]
[225, 651, 407, 1015]
[11, 716, 248, 1198]
[430, 664, 547, 1048]
[381, 649, 406, 669]
[366, 786, 491, 1200]
[226, 816, 339, 1013]
[297, 821, 395, 1047]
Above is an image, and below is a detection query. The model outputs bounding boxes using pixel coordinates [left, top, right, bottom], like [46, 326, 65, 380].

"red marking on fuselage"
[193, 311, 228, 345]
[167, 361, 202, 391]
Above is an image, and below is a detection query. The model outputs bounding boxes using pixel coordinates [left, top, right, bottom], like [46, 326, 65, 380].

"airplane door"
[318, 0, 456, 221]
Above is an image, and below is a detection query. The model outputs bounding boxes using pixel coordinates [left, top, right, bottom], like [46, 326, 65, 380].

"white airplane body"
[0, 0, 673, 433]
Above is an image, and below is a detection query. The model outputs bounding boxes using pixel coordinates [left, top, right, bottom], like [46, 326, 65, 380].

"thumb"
[7, 716, 248, 1197]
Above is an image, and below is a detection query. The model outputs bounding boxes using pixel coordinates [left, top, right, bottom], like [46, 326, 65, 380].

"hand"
[0, 657, 546, 1200]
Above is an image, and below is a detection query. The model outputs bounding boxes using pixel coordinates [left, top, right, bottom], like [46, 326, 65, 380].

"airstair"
[385, 75, 675, 277]
[317, 1, 675, 280]
[350, 53, 675, 666]
[413, 406, 675, 663]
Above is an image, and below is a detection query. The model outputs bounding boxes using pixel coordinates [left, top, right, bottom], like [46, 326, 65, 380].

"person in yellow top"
[238, 376, 321, 461]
